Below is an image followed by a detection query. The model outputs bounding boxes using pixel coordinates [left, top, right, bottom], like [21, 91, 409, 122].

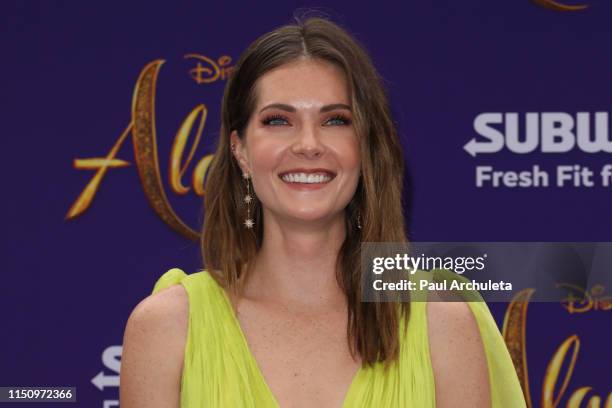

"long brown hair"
[201, 15, 409, 368]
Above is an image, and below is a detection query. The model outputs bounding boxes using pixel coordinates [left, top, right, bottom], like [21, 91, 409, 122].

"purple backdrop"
[2, 1, 610, 406]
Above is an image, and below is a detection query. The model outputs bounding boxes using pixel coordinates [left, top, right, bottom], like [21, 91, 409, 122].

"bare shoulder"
[120, 283, 189, 408]
[126, 284, 189, 333]
[426, 296, 491, 408]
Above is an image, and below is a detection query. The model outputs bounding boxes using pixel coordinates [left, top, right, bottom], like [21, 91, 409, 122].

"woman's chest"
[235, 300, 362, 408]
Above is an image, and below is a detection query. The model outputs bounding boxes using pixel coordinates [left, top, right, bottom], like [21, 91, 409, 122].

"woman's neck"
[243, 211, 348, 311]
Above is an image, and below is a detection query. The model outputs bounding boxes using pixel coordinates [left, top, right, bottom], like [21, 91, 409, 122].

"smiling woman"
[230, 58, 360, 224]
[119, 14, 527, 408]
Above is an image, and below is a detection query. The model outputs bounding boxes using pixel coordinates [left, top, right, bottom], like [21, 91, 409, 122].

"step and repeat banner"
[2, 1, 610, 407]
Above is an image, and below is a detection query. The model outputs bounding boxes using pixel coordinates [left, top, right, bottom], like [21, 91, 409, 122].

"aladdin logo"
[504, 289, 611, 408]
[66, 54, 235, 240]
[464, 112, 612, 157]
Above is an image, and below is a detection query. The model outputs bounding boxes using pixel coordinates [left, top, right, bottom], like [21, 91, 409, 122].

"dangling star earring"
[243, 172, 254, 229]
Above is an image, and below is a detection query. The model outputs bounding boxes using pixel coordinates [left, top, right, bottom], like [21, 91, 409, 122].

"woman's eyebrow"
[320, 103, 351, 113]
[258, 103, 352, 114]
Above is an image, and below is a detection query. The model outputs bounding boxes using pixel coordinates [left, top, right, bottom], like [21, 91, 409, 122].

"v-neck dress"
[151, 268, 526, 407]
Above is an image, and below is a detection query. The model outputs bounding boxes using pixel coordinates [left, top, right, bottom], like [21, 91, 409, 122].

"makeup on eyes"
[260, 113, 352, 126]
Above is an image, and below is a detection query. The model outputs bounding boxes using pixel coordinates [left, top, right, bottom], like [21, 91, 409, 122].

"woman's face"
[231, 58, 361, 225]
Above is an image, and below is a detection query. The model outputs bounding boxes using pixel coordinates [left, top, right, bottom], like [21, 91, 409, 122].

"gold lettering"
[68, 59, 221, 239]
[558, 283, 612, 314]
[65, 123, 133, 219]
[169, 105, 208, 195]
[218, 55, 234, 81]
[542, 335, 580, 408]
[598, 297, 612, 311]
[185, 53, 233, 84]
[591, 285, 612, 312]
[193, 154, 214, 196]
[567, 387, 593, 407]
[588, 395, 601, 408]
[558, 283, 593, 314]
[503, 290, 611, 408]
[503, 288, 535, 407]
[541, 335, 611, 407]
[131, 60, 199, 240]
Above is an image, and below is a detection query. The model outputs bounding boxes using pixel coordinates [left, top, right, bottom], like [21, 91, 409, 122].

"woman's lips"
[280, 179, 332, 190]
[278, 168, 336, 178]
[277, 171, 336, 191]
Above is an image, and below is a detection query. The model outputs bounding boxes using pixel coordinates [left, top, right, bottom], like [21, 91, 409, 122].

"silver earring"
[243, 172, 254, 229]
[356, 211, 362, 230]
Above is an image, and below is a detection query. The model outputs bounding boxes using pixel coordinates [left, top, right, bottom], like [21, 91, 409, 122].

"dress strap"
[150, 268, 279, 407]
[151, 267, 187, 294]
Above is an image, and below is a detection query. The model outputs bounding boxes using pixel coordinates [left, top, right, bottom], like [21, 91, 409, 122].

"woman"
[120, 16, 526, 407]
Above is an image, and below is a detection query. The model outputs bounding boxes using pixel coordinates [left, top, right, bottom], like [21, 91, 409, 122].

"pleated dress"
[151, 268, 526, 407]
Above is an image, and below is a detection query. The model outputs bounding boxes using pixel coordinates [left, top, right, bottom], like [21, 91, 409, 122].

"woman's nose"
[290, 124, 325, 158]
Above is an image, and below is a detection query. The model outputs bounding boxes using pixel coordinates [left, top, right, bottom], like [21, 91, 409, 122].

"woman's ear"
[230, 130, 250, 175]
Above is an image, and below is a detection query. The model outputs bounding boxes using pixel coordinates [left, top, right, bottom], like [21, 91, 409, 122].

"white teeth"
[280, 172, 332, 184]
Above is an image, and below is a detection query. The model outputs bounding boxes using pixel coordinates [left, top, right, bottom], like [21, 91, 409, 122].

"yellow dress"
[152, 268, 526, 407]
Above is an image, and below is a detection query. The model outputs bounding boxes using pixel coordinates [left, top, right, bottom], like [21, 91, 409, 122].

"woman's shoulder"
[122, 267, 211, 358]
[418, 269, 527, 407]
[126, 268, 191, 350]
[424, 295, 488, 365]
[425, 296, 491, 407]
[122, 267, 225, 363]
[120, 270, 191, 407]
[147, 267, 229, 328]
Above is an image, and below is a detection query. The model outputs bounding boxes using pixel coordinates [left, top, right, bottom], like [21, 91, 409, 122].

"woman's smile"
[278, 168, 337, 191]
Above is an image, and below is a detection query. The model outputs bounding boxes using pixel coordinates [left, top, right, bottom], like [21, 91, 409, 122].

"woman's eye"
[261, 114, 351, 127]
[325, 115, 351, 126]
[261, 115, 289, 126]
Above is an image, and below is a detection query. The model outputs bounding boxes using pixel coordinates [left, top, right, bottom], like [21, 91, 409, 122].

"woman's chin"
[283, 210, 338, 224]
